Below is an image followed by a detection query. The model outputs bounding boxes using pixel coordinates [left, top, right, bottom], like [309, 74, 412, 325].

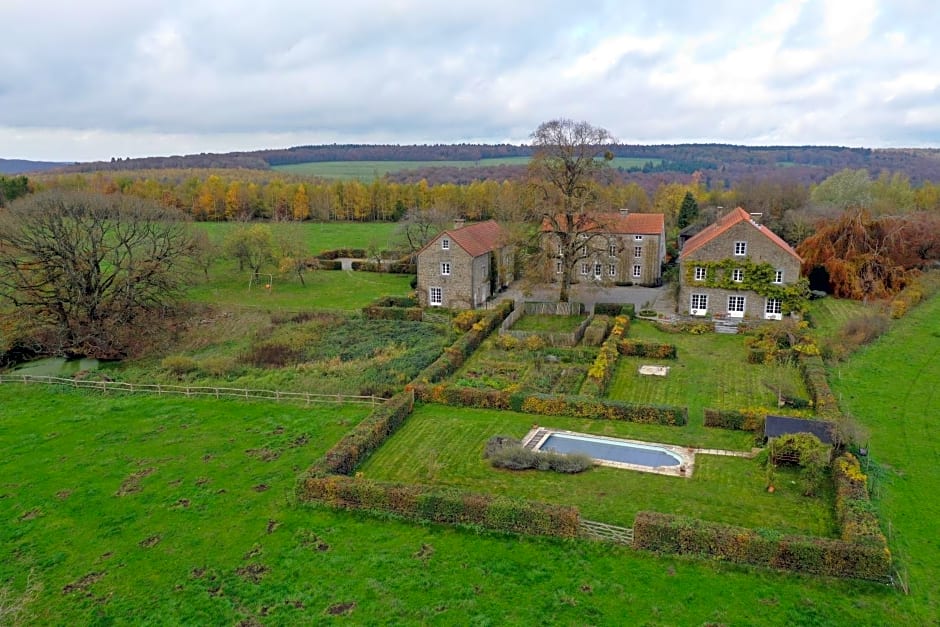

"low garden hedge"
[408, 384, 687, 426]
[299, 475, 580, 539]
[307, 391, 415, 477]
[799, 355, 842, 420]
[581, 315, 630, 396]
[618, 340, 677, 359]
[633, 511, 891, 582]
[362, 306, 423, 321]
[315, 248, 368, 260]
[833, 452, 888, 546]
[703, 408, 765, 432]
[594, 302, 635, 318]
[412, 300, 513, 384]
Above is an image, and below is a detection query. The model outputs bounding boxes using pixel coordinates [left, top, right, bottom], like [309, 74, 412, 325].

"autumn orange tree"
[797, 210, 940, 299]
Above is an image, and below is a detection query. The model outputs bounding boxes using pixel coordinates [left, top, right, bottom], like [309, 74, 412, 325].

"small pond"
[11, 357, 101, 377]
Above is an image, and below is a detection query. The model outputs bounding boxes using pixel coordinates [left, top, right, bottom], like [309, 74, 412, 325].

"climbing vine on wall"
[684, 259, 809, 313]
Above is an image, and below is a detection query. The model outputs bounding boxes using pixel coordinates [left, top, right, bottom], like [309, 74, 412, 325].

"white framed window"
[609, 244, 617, 257]
[580, 263, 590, 275]
[555, 260, 563, 274]
[774, 270, 784, 284]
[634, 246, 643, 258]
[690, 293, 708, 315]
[734, 241, 747, 256]
[732, 268, 744, 282]
[633, 264, 642, 278]
[441, 262, 451, 276]
[694, 266, 706, 281]
[635, 234, 643, 241]
[765, 298, 783, 320]
[728, 295, 746, 318]
[608, 264, 617, 277]
[429, 287, 442, 306]
[594, 263, 602, 278]
[441, 238, 450, 250]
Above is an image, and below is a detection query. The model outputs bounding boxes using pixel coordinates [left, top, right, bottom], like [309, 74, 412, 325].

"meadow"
[194, 221, 399, 254]
[272, 157, 660, 180]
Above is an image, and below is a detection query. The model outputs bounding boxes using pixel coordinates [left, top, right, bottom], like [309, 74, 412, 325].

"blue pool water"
[539, 433, 682, 467]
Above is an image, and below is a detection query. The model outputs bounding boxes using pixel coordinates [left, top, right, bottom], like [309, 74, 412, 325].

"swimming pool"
[539, 433, 683, 468]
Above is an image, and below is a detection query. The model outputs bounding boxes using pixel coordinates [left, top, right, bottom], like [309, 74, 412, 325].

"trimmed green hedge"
[409, 384, 687, 426]
[412, 300, 513, 384]
[703, 408, 765, 432]
[799, 355, 843, 420]
[299, 475, 581, 538]
[618, 340, 677, 359]
[581, 315, 630, 396]
[582, 315, 612, 346]
[594, 302, 635, 318]
[351, 260, 416, 273]
[633, 511, 891, 582]
[833, 453, 888, 546]
[362, 306, 423, 321]
[307, 391, 415, 477]
[316, 248, 368, 260]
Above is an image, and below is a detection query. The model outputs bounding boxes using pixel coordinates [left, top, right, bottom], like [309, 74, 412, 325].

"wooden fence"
[523, 301, 584, 315]
[0, 374, 385, 406]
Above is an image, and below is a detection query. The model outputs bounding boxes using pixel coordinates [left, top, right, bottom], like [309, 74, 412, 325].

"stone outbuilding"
[416, 220, 514, 309]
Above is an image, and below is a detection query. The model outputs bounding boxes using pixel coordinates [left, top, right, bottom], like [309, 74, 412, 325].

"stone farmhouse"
[540, 211, 666, 286]
[678, 207, 803, 320]
[416, 220, 514, 309]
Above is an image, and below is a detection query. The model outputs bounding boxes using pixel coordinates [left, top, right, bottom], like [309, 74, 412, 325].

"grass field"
[511, 314, 586, 333]
[607, 320, 809, 420]
[272, 157, 660, 180]
[194, 221, 399, 254]
[359, 404, 829, 533]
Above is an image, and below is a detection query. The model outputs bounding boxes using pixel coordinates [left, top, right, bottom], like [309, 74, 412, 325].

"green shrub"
[833, 453, 888, 546]
[483, 436, 593, 474]
[243, 341, 303, 367]
[703, 408, 765, 432]
[633, 511, 890, 581]
[799, 355, 842, 420]
[582, 315, 611, 346]
[594, 303, 634, 318]
[316, 248, 368, 260]
[160, 354, 198, 375]
[582, 315, 629, 396]
[299, 475, 580, 538]
[617, 340, 677, 359]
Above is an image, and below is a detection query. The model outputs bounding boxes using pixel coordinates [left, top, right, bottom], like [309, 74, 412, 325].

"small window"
[441, 238, 450, 250]
[429, 287, 442, 306]
[734, 241, 747, 256]
[691, 293, 708, 315]
[609, 244, 617, 257]
[766, 298, 782, 315]
[633, 265, 642, 278]
[732, 268, 744, 282]
[634, 246, 642, 258]
[694, 266, 706, 281]
[774, 270, 784, 284]
[594, 263, 602, 278]
[635, 235, 643, 241]
[441, 262, 451, 276]
[608, 264, 617, 277]
[555, 260, 563, 274]
[580, 263, 590, 276]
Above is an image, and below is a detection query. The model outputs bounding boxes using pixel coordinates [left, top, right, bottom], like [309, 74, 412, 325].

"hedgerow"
[633, 511, 890, 581]
[703, 407, 765, 432]
[299, 475, 581, 538]
[798, 355, 843, 420]
[581, 315, 629, 396]
[617, 340, 677, 359]
[833, 452, 888, 546]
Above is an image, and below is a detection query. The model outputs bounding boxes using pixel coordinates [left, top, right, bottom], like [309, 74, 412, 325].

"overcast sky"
[2, 0, 939, 161]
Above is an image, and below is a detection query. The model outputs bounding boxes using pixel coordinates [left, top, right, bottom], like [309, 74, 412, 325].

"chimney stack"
[619, 208, 629, 216]
[453, 218, 465, 229]
[749, 212, 763, 224]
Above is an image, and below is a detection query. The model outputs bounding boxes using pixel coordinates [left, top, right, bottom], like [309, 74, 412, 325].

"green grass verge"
[359, 404, 832, 534]
[829, 293, 940, 622]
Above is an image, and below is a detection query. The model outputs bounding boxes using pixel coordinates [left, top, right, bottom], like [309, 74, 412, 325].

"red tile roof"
[440, 220, 507, 257]
[681, 207, 802, 262]
[540, 212, 664, 235]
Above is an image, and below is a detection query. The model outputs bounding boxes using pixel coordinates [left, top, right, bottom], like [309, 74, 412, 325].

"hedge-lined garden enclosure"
[358, 404, 832, 533]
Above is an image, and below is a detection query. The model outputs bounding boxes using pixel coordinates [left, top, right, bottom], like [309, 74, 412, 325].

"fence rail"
[580, 519, 634, 545]
[0, 374, 385, 406]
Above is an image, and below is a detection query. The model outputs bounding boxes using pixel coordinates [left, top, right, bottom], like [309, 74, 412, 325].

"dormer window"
[441, 238, 450, 250]
[734, 241, 747, 256]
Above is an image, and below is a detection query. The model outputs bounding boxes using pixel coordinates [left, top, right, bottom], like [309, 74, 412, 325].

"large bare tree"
[0, 191, 198, 357]
[529, 119, 614, 302]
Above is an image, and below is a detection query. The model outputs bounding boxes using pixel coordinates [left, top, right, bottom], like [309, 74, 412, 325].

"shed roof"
[764, 415, 835, 445]
[680, 207, 801, 262]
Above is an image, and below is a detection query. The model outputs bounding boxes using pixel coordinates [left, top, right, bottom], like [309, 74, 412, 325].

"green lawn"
[360, 404, 830, 534]
[511, 314, 586, 333]
[271, 157, 660, 180]
[187, 265, 412, 311]
[608, 320, 809, 422]
[805, 296, 872, 338]
[194, 221, 399, 254]
[829, 293, 940, 623]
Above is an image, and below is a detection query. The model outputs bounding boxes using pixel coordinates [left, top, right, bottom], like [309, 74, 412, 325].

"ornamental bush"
[617, 340, 677, 359]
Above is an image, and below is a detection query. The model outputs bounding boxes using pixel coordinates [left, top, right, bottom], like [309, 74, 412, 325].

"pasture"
[194, 221, 399, 254]
[272, 157, 660, 180]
